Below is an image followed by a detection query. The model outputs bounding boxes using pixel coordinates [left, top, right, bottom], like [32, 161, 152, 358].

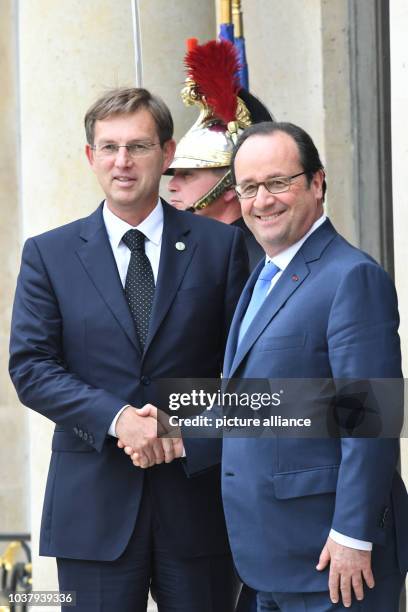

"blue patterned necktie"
[122, 229, 155, 350]
[237, 261, 280, 346]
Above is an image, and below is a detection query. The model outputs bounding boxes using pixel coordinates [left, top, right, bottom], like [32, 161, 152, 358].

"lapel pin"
[175, 242, 186, 251]
[292, 274, 299, 282]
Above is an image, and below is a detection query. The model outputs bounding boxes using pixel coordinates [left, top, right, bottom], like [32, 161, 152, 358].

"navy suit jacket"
[9, 200, 248, 561]
[189, 219, 408, 593]
[232, 217, 264, 271]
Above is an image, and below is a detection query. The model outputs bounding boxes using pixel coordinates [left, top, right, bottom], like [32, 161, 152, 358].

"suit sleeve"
[183, 225, 249, 476]
[327, 261, 403, 544]
[9, 238, 128, 452]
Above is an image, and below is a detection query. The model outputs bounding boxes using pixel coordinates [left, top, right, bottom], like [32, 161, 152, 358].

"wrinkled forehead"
[93, 109, 159, 141]
[240, 131, 299, 159]
[235, 132, 301, 178]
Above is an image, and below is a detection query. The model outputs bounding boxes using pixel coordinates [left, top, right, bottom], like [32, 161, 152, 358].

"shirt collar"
[266, 214, 327, 271]
[103, 199, 163, 248]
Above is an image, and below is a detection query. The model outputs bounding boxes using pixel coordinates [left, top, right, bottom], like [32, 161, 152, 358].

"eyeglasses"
[234, 171, 306, 199]
[91, 142, 161, 159]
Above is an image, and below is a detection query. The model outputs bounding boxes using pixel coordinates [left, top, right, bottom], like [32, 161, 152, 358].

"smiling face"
[85, 108, 175, 222]
[234, 131, 324, 257]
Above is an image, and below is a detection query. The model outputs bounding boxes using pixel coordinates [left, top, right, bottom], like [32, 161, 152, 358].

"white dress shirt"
[103, 199, 163, 437]
[103, 199, 163, 285]
[265, 214, 327, 290]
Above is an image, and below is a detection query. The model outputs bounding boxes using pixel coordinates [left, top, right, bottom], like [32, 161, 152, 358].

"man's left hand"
[316, 536, 374, 607]
[118, 404, 184, 467]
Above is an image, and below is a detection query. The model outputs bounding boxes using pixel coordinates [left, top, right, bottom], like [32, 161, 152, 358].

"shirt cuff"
[330, 529, 372, 551]
[109, 405, 131, 438]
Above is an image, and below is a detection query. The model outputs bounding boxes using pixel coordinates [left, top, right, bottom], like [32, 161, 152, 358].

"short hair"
[231, 121, 326, 199]
[84, 87, 174, 146]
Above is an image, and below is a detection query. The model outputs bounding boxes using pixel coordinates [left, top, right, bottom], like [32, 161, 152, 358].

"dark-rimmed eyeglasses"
[234, 171, 306, 199]
[91, 142, 161, 159]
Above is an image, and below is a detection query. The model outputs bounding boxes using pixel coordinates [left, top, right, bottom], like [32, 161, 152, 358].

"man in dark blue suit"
[217, 121, 408, 610]
[9, 87, 248, 611]
[136, 120, 408, 610]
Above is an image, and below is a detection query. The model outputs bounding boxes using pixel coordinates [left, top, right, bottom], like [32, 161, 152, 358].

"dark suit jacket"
[232, 217, 264, 272]
[9, 200, 248, 561]
[187, 219, 408, 593]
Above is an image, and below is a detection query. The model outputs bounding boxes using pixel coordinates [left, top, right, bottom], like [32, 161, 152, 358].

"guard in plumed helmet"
[167, 38, 274, 270]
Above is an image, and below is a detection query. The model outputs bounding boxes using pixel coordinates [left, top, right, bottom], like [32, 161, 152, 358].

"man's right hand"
[116, 405, 181, 468]
[115, 405, 166, 467]
[316, 536, 374, 607]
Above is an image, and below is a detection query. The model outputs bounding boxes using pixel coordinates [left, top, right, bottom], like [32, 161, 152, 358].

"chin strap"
[188, 169, 233, 212]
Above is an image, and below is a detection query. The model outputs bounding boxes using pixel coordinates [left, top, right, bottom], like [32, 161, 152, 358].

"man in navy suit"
[217, 121, 408, 610]
[131, 121, 408, 610]
[9, 87, 248, 611]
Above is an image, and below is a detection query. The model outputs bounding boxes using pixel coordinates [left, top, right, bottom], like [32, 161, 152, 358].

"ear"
[223, 187, 237, 203]
[162, 139, 176, 173]
[311, 169, 324, 201]
[85, 144, 95, 167]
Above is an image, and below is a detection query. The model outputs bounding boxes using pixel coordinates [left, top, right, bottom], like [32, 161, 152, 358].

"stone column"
[18, 0, 136, 602]
[320, 0, 356, 243]
[0, 0, 29, 540]
[241, 0, 356, 242]
[241, 0, 325, 137]
[139, 0, 216, 143]
[139, 0, 216, 199]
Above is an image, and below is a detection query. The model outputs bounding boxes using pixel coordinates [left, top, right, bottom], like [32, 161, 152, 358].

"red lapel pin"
[292, 274, 299, 281]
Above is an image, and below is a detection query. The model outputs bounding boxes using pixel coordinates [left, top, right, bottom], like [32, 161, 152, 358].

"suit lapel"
[143, 201, 196, 352]
[228, 258, 310, 376]
[227, 219, 338, 377]
[223, 259, 264, 376]
[76, 205, 141, 352]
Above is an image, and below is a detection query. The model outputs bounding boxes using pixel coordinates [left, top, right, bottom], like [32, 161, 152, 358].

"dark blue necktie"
[238, 261, 280, 346]
[122, 229, 155, 350]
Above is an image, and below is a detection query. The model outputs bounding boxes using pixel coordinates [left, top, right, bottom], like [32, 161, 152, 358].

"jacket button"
[73, 427, 79, 435]
[78, 429, 84, 438]
[225, 471, 235, 477]
[83, 432, 88, 441]
[141, 376, 151, 386]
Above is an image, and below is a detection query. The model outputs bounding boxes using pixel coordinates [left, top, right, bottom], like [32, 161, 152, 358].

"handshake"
[116, 404, 184, 468]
